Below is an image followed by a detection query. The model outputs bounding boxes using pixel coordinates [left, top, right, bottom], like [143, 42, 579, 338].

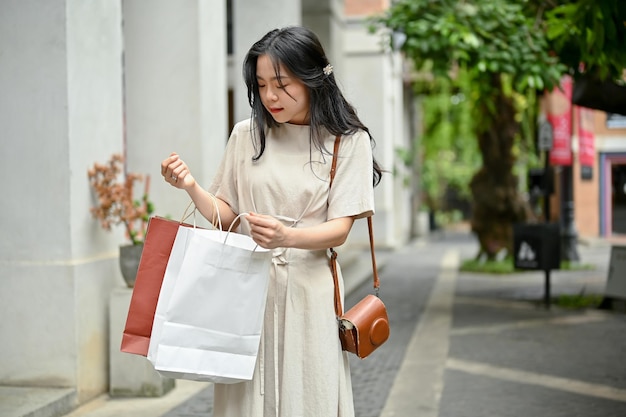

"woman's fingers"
[160, 153, 179, 176]
[247, 213, 285, 249]
[161, 153, 189, 187]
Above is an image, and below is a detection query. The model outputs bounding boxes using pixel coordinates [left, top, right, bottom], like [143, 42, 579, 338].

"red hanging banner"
[577, 106, 595, 167]
[546, 75, 573, 166]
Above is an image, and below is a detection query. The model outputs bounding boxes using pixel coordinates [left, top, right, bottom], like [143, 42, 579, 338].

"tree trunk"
[470, 75, 530, 260]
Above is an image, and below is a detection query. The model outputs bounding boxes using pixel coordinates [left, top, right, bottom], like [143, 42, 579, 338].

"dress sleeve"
[327, 130, 376, 220]
[207, 123, 243, 215]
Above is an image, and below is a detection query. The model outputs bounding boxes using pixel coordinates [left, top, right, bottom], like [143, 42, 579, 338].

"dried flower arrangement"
[88, 154, 154, 245]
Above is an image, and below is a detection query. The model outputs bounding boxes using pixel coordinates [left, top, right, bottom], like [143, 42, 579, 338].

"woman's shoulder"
[342, 128, 369, 140]
[338, 129, 371, 150]
[231, 119, 255, 137]
[227, 119, 260, 149]
[222, 119, 258, 157]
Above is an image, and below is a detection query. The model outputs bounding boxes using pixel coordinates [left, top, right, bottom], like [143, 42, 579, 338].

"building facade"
[573, 112, 626, 239]
[0, 0, 412, 411]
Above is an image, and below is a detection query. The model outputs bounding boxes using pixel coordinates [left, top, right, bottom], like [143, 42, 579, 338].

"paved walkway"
[382, 232, 626, 417]
[54, 229, 626, 416]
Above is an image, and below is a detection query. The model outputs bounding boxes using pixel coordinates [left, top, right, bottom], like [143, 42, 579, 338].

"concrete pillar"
[109, 289, 175, 397]
[302, 0, 345, 81]
[233, 0, 302, 123]
[343, 20, 411, 248]
[122, 0, 228, 223]
[0, 0, 124, 403]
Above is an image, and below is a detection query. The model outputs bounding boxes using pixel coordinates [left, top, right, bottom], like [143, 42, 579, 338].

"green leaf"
[462, 32, 481, 48]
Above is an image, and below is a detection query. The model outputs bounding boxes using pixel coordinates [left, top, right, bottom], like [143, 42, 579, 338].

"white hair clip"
[323, 64, 334, 76]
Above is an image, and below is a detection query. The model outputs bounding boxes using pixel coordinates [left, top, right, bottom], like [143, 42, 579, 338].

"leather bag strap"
[329, 135, 380, 318]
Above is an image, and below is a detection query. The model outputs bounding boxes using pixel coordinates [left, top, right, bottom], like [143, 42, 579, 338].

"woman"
[161, 26, 382, 417]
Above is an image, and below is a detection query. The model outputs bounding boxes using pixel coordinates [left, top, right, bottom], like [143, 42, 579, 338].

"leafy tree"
[539, 0, 626, 115]
[373, 0, 565, 259]
[419, 71, 480, 217]
[539, 0, 626, 82]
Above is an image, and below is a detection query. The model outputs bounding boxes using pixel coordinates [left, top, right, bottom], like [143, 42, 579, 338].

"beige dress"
[208, 120, 375, 417]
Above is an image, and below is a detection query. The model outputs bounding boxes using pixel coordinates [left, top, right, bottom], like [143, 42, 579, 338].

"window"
[607, 113, 626, 129]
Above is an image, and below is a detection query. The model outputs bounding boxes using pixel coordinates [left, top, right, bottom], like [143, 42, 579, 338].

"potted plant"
[88, 154, 154, 287]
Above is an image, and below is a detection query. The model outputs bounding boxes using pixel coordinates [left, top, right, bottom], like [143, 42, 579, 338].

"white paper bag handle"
[180, 200, 195, 223]
[206, 193, 223, 231]
[224, 212, 263, 253]
[179, 194, 224, 231]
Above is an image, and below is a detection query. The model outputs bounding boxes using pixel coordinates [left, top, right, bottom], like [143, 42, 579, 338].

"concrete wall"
[303, 0, 345, 80]
[232, 0, 302, 122]
[0, 0, 124, 402]
[122, 0, 228, 224]
[0, 0, 228, 403]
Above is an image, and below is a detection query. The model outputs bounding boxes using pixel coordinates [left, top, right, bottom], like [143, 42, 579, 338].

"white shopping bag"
[148, 222, 272, 383]
[146, 225, 203, 365]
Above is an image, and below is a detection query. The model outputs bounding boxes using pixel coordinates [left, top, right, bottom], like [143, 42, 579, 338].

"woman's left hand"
[246, 212, 290, 249]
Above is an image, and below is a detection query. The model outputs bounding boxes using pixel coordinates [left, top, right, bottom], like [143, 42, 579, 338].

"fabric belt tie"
[252, 212, 301, 402]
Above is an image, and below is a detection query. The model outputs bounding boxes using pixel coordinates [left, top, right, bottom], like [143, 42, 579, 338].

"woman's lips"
[269, 107, 283, 114]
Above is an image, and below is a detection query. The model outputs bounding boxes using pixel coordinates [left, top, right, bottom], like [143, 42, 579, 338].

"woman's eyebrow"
[256, 74, 291, 82]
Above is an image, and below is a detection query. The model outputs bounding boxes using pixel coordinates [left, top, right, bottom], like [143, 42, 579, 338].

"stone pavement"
[381, 232, 626, 417]
[19, 228, 626, 417]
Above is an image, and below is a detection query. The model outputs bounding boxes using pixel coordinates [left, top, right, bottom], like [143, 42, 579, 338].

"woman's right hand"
[161, 152, 196, 190]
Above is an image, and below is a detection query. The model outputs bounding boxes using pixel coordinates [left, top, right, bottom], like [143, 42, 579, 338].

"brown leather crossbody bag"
[329, 136, 390, 359]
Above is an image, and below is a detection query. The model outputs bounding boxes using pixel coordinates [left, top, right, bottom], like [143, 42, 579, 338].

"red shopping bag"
[120, 216, 199, 356]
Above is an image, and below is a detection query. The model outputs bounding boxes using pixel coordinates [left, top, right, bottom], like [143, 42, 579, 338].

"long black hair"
[243, 26, 382, 186]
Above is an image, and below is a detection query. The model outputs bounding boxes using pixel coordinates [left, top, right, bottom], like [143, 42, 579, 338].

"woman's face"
[256, 54, 310, 125]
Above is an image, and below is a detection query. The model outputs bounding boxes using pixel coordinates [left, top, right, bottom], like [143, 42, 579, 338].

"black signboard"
[513, 223, 561, 271]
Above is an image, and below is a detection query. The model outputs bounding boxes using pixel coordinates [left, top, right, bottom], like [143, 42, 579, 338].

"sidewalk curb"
[379, 249, 459, 417]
